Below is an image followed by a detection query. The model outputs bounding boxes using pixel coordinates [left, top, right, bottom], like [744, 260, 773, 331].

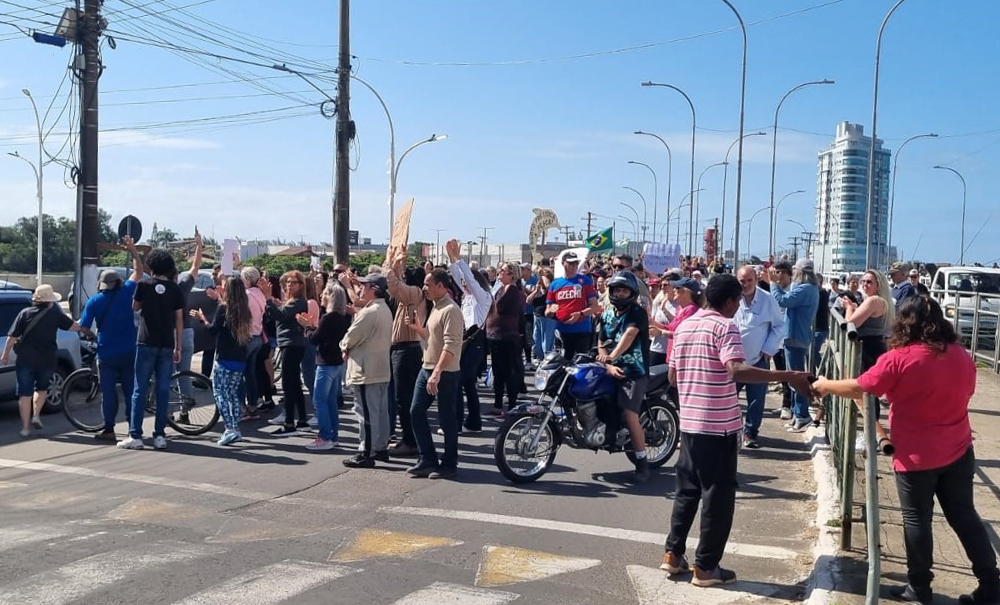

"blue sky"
[1, 0, 998, 264]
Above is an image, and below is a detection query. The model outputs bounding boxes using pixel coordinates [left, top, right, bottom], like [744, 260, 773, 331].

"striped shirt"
[669, 308, 745, 436]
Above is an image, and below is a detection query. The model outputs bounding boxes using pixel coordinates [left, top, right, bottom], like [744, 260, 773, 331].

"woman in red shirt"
[815, 297, 999, 605]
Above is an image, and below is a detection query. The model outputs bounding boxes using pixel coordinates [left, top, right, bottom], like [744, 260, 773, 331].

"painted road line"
[627, 564, 780, 605]
[0, 525, 74, 553]
[331, 529, 463, 563]
[476, 545, 601, 587]
[0, 457, 352, 511]
[391, 582, 520, 605]
[0, 542, 223, 605]
[381, 506, 799, 561]
[170, 560, 356, 605]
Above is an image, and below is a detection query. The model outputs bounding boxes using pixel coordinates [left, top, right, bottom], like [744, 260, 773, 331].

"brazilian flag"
[584, 227, 614, 252]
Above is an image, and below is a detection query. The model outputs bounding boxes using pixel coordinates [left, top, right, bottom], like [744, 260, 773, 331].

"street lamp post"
[697, 162, 727, 255]
[619, 202, 642, 242]
[668, 189, 704, 252]
[393, 134, 448, 233]
[887, 133, 937, 266]
[933, 166, 967, 265]
[865, 0, 913, 269]
[721, 132, 766, 262]
[641, 81, 696, 255]
[718, 0, 750, 270]
[616, 215, 638, 242]
[746, 205, 771, 261]
[6, 90, 45, 284]
[768, 79, 835, 257]
[622, 186, 648, 242]
[634, 131, 672, 242]
[628, 161, 657, 241]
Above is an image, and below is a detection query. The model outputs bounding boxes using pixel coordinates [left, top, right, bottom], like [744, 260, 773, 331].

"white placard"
[642, 243, 681, 275]
[221, 238, 239, 276]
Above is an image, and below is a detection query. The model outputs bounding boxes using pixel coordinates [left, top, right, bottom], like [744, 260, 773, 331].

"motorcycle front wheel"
[626, 403, 679, 469]
[494, 414, 559, 484]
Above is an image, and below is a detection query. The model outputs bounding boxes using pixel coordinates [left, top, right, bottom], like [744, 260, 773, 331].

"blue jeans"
[301, 343, 317, 399]
[783, 345, 810, 420]
[411, 369, 461, 469]
[812, 330, 828, 374]
[532, 315, 556, 360]
[99, 351, 135, 431]
[456, 333, 486, 432]
[130, 345, 174, 438]
[737, 357, 770, 438]
[312, 364, 345, 442]
[176, 327, 195, 397]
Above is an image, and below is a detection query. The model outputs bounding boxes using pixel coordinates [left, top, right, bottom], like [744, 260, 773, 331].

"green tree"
[0, 210, 116, 273]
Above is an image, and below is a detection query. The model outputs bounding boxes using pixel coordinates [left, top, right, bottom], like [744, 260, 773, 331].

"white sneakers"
[116, 436, 167, 450]
[306, 438, 337, 451]
[117, 437, 145, 450]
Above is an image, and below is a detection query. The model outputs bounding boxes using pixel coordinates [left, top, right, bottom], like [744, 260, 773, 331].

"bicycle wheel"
[165, 370, 219, 435]
[62, 368, 104, 433]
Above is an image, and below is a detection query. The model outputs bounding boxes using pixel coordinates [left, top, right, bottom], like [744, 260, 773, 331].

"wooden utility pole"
[333, 0, 352, 263]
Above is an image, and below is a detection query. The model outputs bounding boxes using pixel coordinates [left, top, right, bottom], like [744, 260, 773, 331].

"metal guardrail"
[819, 307, 881, 605]
[929, 288, 1000, 373]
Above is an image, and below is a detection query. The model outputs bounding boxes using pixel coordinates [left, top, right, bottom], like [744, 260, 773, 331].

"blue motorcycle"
[493, 348, 679, 484]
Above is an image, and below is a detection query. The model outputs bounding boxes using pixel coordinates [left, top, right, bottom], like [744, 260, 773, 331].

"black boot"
[889, 584, 932, 605]
[633, 457, 650, 483]
[960, 584, 1000, 605]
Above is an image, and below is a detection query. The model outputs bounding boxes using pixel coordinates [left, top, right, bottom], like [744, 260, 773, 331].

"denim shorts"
[16, 364, 53, 397]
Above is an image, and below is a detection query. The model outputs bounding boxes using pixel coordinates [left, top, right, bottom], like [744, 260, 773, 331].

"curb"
[802, 425, 843, 605]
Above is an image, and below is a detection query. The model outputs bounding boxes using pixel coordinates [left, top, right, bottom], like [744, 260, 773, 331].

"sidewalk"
[817, 368, 1000, 604]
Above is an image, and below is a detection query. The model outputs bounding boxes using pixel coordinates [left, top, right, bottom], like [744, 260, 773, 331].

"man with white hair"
[692, 271, 705, 287]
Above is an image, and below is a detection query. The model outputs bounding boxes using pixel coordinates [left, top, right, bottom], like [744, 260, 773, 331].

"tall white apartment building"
[812, 121, 892, 275]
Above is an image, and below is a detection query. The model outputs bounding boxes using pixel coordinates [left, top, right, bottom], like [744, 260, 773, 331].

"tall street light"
[746, 205, 771, 261]
[634, 131, 672, 242]
[865, 0, 913, 269]
[697, 162, 727, 252]
[772, 189, 806, 259]
[617, 215, 639, 242]
[721, 131, 766, 261]
[620, 202, 642, 241]
[628, 161, 657, 241]
[622, 186, 648, 241]
[394, 133, 448, 228]
[670, 188, 704, 252]
[887, 133, 937, 266]
[14, 88, 43, 284]
[642, 81, 696, 255]
[768, 79, 835, 257]
[719, 0, 749, 270]
[933, 166, 967, 265]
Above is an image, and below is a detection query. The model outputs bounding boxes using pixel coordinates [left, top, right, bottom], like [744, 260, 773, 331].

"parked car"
[0, 280, 28, 291]
[67, 266, 131, 313]
[930, 266, 1000, 346]
[181, 270, 219, 358]
[0, 289, 86, 412]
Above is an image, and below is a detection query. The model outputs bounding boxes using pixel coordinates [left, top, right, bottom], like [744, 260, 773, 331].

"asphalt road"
[0, 375, 818, 605]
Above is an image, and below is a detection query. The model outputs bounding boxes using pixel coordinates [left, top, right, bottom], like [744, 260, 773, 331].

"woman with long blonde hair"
[843, 269, 895, 371]
[192, 276, 252, 445]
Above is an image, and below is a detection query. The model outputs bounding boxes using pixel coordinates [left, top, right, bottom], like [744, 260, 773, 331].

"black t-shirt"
[815, 288, 831, 331]
[135, 278, 185, 348]
[178, 272, 197, 330]
[8, 304, 74, 370]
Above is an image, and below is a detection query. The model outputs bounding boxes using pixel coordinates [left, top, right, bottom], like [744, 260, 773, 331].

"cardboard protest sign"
[390, 199, 415, 251]
[642, 242, 681, 274]
[221, 239, 239, 276]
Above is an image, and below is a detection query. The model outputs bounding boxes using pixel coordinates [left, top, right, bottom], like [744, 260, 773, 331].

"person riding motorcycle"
[597, 271, 651, 482]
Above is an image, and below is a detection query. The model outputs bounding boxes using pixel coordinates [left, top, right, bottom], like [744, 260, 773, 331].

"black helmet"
[607, 271, 639, 309]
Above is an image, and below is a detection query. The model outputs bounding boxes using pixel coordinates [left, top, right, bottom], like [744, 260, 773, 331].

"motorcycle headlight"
[534, 369, 552, 391]
[945, 306, 956, 318]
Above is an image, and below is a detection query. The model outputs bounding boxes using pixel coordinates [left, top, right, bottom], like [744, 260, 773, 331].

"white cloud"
[101, 130, 221, 150]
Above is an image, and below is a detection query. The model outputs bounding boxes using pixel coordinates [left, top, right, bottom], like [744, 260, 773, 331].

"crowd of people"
[2, 231, 998, 603]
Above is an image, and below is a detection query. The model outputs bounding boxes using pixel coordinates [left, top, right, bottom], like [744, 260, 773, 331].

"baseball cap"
[889, 261, 911, 275]
[562, 251, 581, 263]
[98, 269, 122, 291]
[647, 276, 662, 286]
[909, 269, 919, 277]
[663, 269, 683, 282]
[669, 276, 702, 294]
[357, 274, 388, 294]
[520, 262, 532, 270]
[794, 258, 815, 271]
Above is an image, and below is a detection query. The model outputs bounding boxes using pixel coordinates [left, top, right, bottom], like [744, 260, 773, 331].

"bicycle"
[62, 368, 219, 436]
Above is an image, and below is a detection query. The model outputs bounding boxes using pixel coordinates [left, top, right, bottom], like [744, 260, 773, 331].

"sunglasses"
[860, 279, 875, 285]
[612, 264, 627, 270]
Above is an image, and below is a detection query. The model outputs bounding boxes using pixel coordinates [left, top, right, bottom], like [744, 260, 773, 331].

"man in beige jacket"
[340, 274, 393, 468]
[405, 266, 464, 479]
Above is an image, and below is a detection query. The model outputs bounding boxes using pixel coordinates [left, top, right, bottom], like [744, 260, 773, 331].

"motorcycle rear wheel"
[626, 403, 679, 469]
[494, 414, 559, 484]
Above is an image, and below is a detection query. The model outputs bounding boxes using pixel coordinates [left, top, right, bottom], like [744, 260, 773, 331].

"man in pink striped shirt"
[661, 274, 814, 587]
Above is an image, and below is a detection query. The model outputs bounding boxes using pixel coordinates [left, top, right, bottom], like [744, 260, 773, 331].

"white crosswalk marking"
[169, 560, 357, 605]
[391, 582, 520, 605]
[0, 542, 223, 605]
[0, 525, 73, 553]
